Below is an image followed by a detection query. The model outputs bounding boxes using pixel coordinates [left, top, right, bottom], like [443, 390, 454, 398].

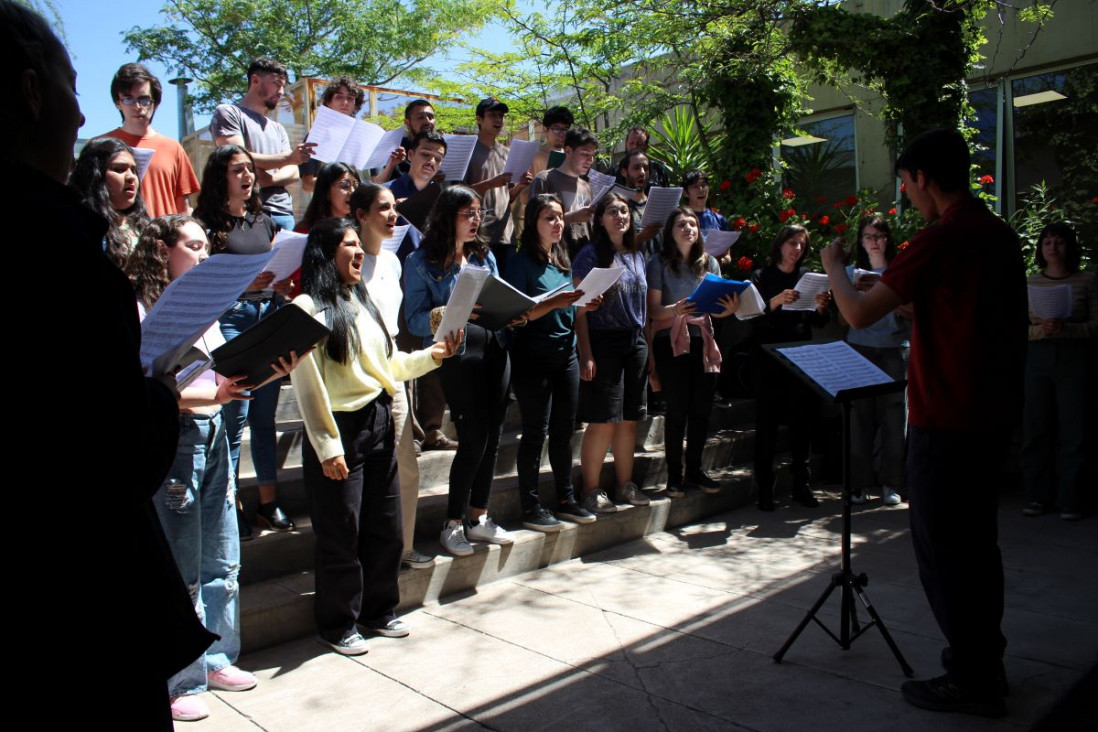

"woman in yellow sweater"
[291, 217, 461, 655]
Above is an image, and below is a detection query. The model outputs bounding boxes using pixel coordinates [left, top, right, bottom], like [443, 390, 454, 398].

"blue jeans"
[219, 297, 282, 484]
[153, 411, 240, 697]
[268, 213, 296, 232]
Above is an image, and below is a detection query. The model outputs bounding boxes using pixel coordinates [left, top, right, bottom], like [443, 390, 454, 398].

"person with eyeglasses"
[403, 186, 521, 556]
[840, 215, 910, 507]
[528, 127, 598, 257]
[297, 162, 361, 234]
[517, 105, 574, 238]
[99, 63, 199, 217]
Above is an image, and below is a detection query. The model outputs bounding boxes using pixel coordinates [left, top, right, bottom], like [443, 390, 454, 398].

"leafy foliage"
[123, 0, 493, 112]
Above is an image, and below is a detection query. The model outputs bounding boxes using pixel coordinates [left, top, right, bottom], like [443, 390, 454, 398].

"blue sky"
[54, 0, 517, 141]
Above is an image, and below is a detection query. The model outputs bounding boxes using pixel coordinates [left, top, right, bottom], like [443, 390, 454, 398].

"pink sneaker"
[170, 694, 210, 722]
[207, 665, 258, 692]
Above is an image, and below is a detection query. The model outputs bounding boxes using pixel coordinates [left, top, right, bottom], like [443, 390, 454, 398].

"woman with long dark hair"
[506, 194, 600, 530]
[297, 162, 360, 232]
[127, 214, 296, 722]
[194, 144, 294, 537]
[70, 137, 148, 268]
[292, 217, 459, 653]
[573, 192, 651, 513]
[646, 207, 738, 497]
[750, 225, 831, 511]
[404, 186, 516, 556]
[843, 216, 909, 506]
[1022, 222, 1096, 521]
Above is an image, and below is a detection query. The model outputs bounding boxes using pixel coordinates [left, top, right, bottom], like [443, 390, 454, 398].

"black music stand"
[762, 341, 913, 677]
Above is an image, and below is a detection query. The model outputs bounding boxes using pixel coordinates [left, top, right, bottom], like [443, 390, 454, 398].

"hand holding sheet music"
[785, 272, 831, 311]
[434, 266, 491, 342]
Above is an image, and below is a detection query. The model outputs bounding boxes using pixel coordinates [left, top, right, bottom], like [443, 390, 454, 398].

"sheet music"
[132, 147, 155, 181]
[381, 224, 411, 254]
[1028, 284, 1073, 319]
[702, 230, 740, 258]
[441, 134, 478, 181]
[573, 267, 624, 307]
[502, 139, 540, 177]
[335, 119, 385, 170]
[852, 268, 882, 285]
[434, 265, 491, 342]
[639, 186, 684, 228]
[262, 230, 309, 282]
[140, 252, 274, 376]
[365, 127, 407, 170]
[587, 169, 617, 205]
[735, 282, 766, 320]
[776, 340, 893, 397]
[785, 272, 831, 311]
[305, 105, 357, 163]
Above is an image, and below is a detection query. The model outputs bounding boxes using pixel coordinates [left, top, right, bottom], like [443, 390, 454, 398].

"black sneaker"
[522, 508, 563, 532]
[556, 501, 596, 524]
[940, 647, 1010, 697]
[687, 470, 721, 493]
[791, 486, 820, 508]
[665, 481, 686, 498]
[901, 675, 1006, 718]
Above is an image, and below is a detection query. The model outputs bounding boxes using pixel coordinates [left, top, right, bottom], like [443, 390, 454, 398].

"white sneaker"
[850, 490, 867, 505]
[401, 548, 435, 569]
[440, 520, 473, 556]
[618, 481, 650, 506]
[882, 487, 903, 506]
[465, 515, 515, 544]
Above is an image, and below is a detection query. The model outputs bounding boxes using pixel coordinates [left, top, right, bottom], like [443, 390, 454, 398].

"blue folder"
[687, 274, 751, 314]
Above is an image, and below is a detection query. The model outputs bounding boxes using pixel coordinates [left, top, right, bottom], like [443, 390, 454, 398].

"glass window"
[1011, 62, 1097, 209]
[970, 86, 999, 201]
[781, 114, 856, 217]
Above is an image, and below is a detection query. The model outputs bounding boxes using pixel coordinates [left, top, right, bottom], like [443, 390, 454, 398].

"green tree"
[123, 0, 493, 112]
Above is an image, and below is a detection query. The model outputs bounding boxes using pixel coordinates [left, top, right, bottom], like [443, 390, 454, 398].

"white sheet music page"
[785, 272, 831, 311]
[502, 139, 541, 177]
[434, 265, 491, 342]
[639, 186, 684, 228]
[776, 340, 892, 397]
[440, 135, 478, 181]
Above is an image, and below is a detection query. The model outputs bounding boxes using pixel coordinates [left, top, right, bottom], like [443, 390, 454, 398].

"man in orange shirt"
[99, 63, 199, 217]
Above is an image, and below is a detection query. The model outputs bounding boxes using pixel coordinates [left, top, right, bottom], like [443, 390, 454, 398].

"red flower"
[845, 194, 859, 206]
[898, 240, 910, 250]
[720, 179, 732, 191]
[733, 217, 747, 230]
[1091, 196, 1098, 203]
[783, 188, 796, 199]
[833, 223, 849, 234]
[979, 174, 994, 185]
[888, 207, 897, 215]
[745, 168, 762, 184]
[833, 201, 844, 210]
[818, 215, 830, 226]
[900, 182, 907, 193]
[778, 210, 789, 223]
[749, 224, 759, 232]
[816, 194, 828, 203]
[737, 256, 753, 271]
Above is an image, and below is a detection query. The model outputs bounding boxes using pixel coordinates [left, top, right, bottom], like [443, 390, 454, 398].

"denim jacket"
[403, 248, 499, 348]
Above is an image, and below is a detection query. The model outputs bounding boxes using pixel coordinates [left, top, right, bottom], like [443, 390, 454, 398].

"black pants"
[439, 325, 511, 518]
[303, 394, 401, 641]
[907, 426, 1007, 692]
[654, 335, 717, 482]
[751, 347, 814, 500]
[511, 346, 580, 512]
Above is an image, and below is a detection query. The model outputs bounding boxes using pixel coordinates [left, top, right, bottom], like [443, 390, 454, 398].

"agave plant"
[645, 106, 722, 185]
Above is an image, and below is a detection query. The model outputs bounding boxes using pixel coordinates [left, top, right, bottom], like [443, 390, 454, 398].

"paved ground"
[199, 489, 1096, 731]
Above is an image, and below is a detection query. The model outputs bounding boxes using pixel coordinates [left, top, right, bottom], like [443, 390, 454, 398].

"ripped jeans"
[153, 411, 240, 698]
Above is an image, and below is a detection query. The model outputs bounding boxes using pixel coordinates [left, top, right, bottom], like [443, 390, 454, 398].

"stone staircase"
[234, 384, 811, 652]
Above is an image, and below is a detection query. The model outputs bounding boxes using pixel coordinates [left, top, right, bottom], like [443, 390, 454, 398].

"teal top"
[505, 247, 576, 354]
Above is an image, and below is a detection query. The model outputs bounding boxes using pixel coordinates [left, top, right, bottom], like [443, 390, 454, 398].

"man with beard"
[210, 58, 316, 230]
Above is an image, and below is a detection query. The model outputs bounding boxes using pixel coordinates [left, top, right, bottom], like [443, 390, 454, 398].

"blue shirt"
[572, 243, 647, 330]
[693, 207, 728, 232]
[403, 247, 497, 347]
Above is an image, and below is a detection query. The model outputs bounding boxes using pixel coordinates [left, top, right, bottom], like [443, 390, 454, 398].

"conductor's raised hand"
[821, 237, 845, 276]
